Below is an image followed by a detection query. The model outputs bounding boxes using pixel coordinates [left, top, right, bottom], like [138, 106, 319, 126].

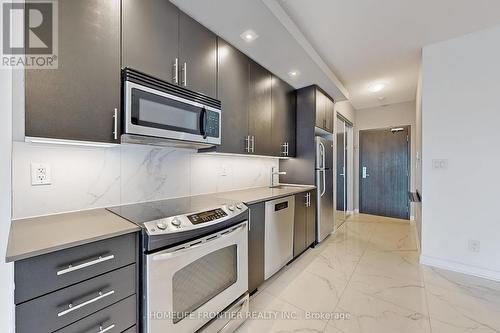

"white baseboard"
[420, 255, 500, 282]
[354, 209, 359, 214]
[410, 215, 415, 221]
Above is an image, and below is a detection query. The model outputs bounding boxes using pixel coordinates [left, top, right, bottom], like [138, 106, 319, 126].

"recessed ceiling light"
[377, 96, 386, 101]
[288, 70, 300, 77]
[368, 82, 387, 93]
[240, 30, 258, 42]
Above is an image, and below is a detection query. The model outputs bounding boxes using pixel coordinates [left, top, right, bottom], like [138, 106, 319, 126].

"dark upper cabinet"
[315, 89, 334, 133]
[293, 190, 316, 258]
[315, 91, 325, 129]
[216, 38, 249, 154]
[248, 60, 273, 156]
[325, 95, 334, 133]
[271, 76, 296, 157]
[25, 0, 120, 143]
[122, 0, 217, 98]
[178, 12, 217, 98]
[122, 0, 179, 84]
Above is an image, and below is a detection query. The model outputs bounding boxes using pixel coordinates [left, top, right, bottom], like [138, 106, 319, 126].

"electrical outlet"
[468, 239, 480, 253]
[220, 164, 229, 176]
[432, 159, 448, 170]
[31, 163, 51, 185]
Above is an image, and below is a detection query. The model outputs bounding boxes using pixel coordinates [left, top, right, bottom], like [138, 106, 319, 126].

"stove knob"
[171, 218, 181, 227]
[156, 222, 167, 230]
[228, 205, 235, 212]
[236, 203, 243, 210]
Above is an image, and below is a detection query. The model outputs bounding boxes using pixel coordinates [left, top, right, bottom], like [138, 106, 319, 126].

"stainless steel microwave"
[122, 69, 221, 148]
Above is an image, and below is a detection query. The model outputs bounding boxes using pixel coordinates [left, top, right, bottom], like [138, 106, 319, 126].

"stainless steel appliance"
[108, 195, 249, 333]
[264, 196, 295, 279]
[315, 136, 335, 243]
[122, 68, 221, 148]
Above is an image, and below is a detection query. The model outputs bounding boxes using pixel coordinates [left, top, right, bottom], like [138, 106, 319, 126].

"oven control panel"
[187, 208, 227, 224]
[144, 202, 248, 235]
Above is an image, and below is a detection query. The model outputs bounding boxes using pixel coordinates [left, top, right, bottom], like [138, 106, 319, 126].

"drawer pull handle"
[58, 290, 115, 317]
[57, 254, 115, 276]
[99, 324, 115, 333]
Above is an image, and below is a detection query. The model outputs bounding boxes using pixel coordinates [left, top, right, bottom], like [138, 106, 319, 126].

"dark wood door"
[248, 60, 273, 156]
[271, 76, 296, 157]
[179, 12, 217, 98]
[26, 0, 120, 143]
[293, 192, 307, 257]
[359, 127, 410, 219]
[248, 203, 265, 293]
[216, 38, 249, 154]
[306, 191, 316, 247]
[122, 0, 179, 84]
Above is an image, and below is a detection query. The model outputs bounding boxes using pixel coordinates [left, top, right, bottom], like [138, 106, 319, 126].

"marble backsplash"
[12, 142, 278, 219]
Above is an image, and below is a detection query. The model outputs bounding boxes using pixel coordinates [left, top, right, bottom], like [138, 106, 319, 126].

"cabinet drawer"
[15, 233, 136, 304]
[54, 295, 136, 333]
[16, 264, 136, 333]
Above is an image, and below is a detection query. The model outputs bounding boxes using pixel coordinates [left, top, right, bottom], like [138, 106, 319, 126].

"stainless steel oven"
[146, 222, 248, 333]
[122, 68, 221, 148]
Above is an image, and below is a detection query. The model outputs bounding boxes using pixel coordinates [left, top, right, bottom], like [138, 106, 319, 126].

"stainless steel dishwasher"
[264, 196, 295, 279]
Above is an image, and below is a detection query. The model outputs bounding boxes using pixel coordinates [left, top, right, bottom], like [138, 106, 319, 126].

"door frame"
[358, 125, 411, 219]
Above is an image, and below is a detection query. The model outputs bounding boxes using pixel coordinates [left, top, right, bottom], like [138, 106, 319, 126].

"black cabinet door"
[179, 12, 217, 98]
[25, 0, 120, 143]
[315, 90, 326, 129]
[271, 76, 296, 157]
[306, 191, 317, 247]
[248, 60, 273, 156]
[293, 193, 308, 258]
[216, 38, 249, 154]
[122, 0, 179, 84]
[248, 203, 265, 293]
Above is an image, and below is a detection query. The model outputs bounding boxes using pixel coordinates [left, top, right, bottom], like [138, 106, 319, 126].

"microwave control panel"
[205, 111, 220, 138]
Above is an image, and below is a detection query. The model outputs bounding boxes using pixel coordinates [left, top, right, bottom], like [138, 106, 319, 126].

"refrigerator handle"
[321, 170, 326, 197]
[319, 141, 325, 169]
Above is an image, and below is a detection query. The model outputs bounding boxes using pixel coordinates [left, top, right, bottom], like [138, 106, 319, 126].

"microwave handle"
[200, 107, 208, 139]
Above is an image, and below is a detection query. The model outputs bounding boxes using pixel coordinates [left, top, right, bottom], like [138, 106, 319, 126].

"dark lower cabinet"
[248, 60, 273, 156]
[14, 233, 138, 333]
[215, 38, 249, 154]
[25, 0, 120, 143]
[293, 190, 316, 258]
[179, 12, 217, 98]
[248, 202, 265, 294]
[272, 76, 296, 157]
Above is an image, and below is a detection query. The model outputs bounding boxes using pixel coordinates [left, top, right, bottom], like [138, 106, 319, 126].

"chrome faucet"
[270, 167, 286, 187]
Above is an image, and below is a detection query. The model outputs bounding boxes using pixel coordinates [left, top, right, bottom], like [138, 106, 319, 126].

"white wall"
[1, 67, 15, 332]
[354, 101, 417, 214]
[334, 100, 356, 124]
[415, 62, 423, 245]
[421, 26, 500, 280]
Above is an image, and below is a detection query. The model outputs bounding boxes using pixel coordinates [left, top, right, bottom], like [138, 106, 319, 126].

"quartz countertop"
[215, 184, 316, 205]
[6, 184, 315, 262]
[5, 209, 140, 262]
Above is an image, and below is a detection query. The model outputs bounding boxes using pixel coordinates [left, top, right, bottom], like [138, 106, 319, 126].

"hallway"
[237, 214, 500, 333]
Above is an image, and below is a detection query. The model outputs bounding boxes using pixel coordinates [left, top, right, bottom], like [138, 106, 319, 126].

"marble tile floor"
[235, 214, 500, 333]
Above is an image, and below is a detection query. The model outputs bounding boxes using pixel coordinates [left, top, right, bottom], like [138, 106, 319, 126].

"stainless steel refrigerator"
[315, 136, 335, 243]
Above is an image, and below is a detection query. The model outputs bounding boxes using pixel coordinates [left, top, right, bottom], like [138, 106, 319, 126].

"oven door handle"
[152, 222, 247, 261]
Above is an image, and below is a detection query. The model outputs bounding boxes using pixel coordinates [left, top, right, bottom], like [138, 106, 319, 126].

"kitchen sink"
[269, 184, 308, 190]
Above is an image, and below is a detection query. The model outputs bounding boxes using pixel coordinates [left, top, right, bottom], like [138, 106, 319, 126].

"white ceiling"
[172, 0, 500, 109]
[280, 0, 500, 109]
